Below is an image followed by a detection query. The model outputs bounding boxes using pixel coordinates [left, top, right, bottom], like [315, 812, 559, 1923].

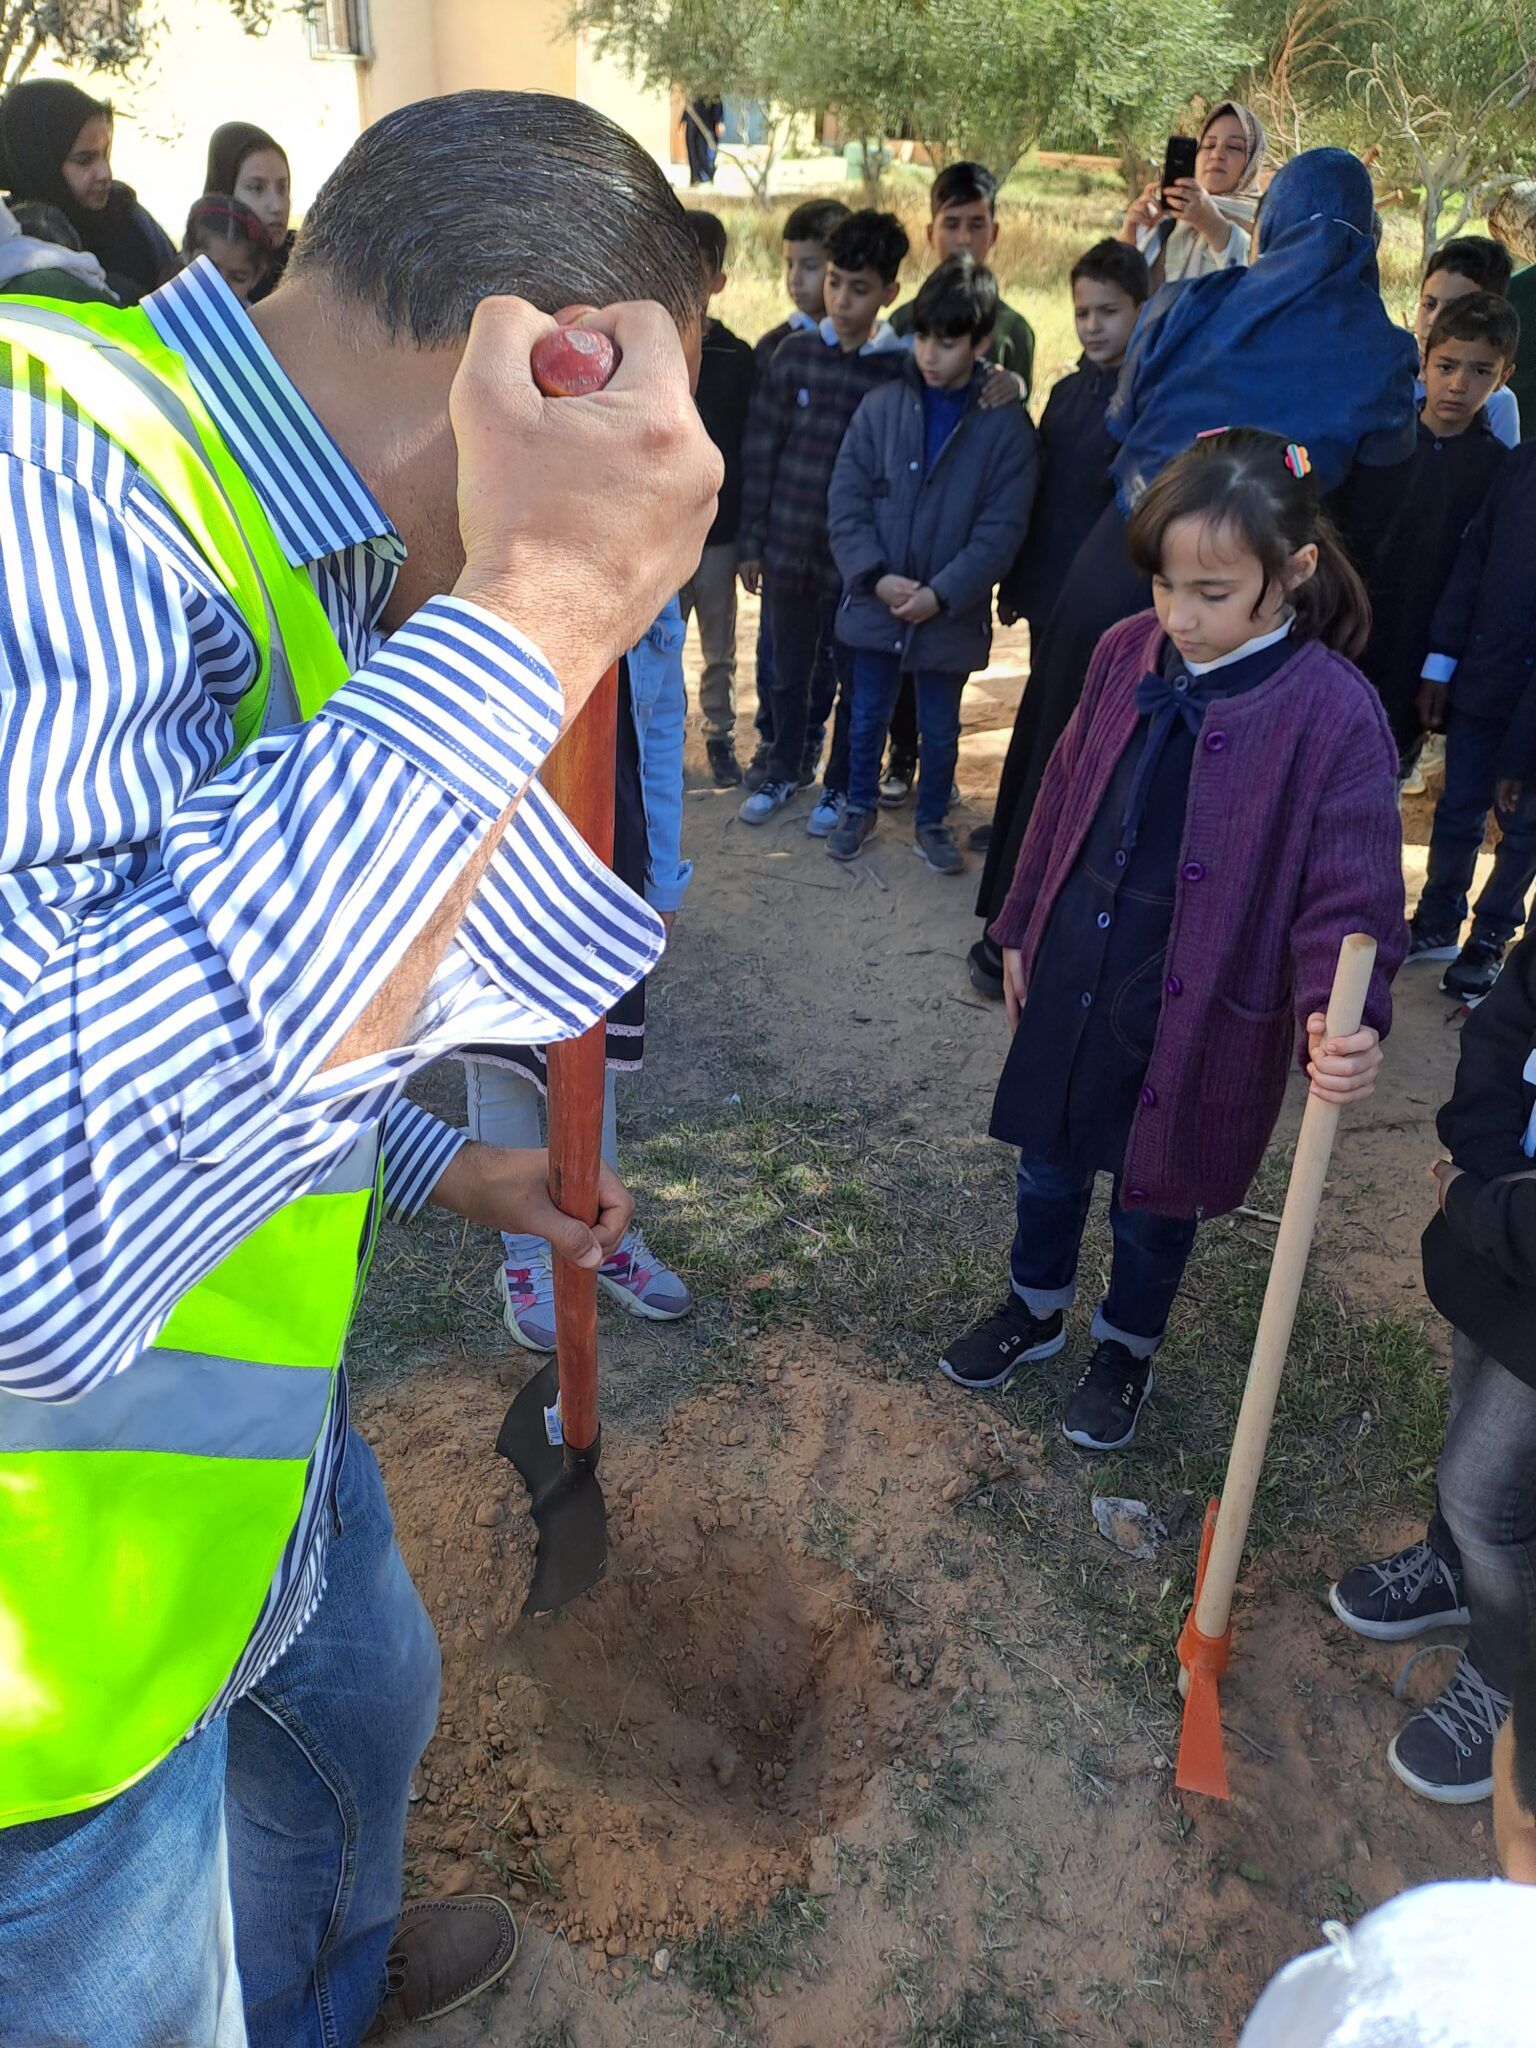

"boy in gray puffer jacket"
[828, 253, 1038, 872]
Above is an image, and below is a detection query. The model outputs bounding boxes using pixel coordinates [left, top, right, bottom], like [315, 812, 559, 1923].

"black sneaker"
[707, 737, 743, 787]
[1329, 1539, 1469, 1642]
[967, 823, 993, 853]
[1405, 920, 1461, 964]
[1061, 1341, 1152, 1451]
[914, 821, 965, 875]
[1442, 933, 1506, 1004]
[1388, 1652, 1509, 1804]
[939, 1296, 1065, 1392]
[827, 805, 877, 862]
[878, 757, 916, 808]
[967, 937, 1004, 1000]
[743, 747, 772, 793]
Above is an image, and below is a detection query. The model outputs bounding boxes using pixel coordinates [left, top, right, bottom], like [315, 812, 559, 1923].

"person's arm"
[1288, 691, 1405, 1061]
[1416, 481, 1497, 729]
[928, 414, 1039, 618]
[737, 348, 789, 588]
[1436, 928, 1536, 1178]
[1440, 1168, 1536, 1289]
[826, 394, 889, 593]
[0, 299, 719, 1396]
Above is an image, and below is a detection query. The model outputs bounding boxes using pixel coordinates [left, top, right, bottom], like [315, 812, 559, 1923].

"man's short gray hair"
[291, 90, 703, 344]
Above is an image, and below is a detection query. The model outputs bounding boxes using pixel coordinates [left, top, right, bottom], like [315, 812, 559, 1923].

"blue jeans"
[1416, 709, 1536, 946]
[1426, 1330, 1536, 1694]
[847, 649, 964, 829]
[1010, 1152, 1198, 1357]
[0, 1430, 441, 2048]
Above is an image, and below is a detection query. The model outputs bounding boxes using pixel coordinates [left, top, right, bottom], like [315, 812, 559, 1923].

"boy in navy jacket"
[1411, 430, 1536, 1001]
[826, 255, 1037, 873]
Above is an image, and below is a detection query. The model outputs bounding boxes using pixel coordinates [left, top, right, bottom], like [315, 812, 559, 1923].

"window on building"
[307, 0, 371, 60]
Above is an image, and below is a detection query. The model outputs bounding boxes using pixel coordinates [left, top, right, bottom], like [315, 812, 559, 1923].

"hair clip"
[1196, 425, 1230, 439]
[1284, 442, 1312, 479]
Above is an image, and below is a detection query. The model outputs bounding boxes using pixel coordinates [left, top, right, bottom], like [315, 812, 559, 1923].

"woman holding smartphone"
[1119, 101, 1267, 287]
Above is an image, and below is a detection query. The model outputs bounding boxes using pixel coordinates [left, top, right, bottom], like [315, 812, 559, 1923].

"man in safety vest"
[0, 90, 720, 2045]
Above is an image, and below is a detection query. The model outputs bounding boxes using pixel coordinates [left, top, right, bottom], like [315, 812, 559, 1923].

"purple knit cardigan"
[992, 611, 1408, 1218]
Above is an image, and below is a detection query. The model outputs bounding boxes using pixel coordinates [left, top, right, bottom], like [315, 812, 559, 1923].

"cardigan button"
[1140, 1085, 1157, 1108]
[1181, 860, 1206, 882]
[1204, 730, 1227, 752]
[1165, 974, 1183, 996]
[1125, 1188, 1147, 1205]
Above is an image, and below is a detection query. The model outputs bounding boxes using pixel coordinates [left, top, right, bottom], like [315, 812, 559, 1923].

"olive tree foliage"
[0, 0, 284, 90]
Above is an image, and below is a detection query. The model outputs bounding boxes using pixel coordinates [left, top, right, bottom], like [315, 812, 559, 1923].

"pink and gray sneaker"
[496, 1237, 557, 1353]
[597, 1225, 694, 1321]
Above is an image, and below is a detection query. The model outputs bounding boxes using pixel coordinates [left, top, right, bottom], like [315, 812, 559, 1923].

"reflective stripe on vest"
[0, 302, 380, 1827]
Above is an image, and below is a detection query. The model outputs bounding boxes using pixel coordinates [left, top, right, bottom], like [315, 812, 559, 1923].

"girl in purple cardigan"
[940, 430, 1407, 1450]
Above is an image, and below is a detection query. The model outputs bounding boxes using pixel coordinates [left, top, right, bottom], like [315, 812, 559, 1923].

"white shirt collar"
[1183, 614, 1295, 677]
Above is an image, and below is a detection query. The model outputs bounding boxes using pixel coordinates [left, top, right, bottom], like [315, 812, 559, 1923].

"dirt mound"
[363, 1348, 1033, 1960]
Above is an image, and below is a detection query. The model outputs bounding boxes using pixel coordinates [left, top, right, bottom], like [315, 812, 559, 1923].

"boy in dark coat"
[1336, 293, 1514, 775]
[1330, 926, 1536, 1802]
[737, 209, 910, 832]
[679, 211, 756, 787]
[1410, 434, 1536, 1001]
[827, 255, 1038, 872]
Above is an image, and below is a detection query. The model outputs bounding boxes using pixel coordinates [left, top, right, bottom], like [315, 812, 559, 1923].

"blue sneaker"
[496, 1235, 556, 1352]
[739, 779, 795, 825]
[806, 789, 843, 837]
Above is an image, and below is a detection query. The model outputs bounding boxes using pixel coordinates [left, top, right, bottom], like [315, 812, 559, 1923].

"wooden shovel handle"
[541, 662, 620, 1456]
[1191, 932, 1378, 1642]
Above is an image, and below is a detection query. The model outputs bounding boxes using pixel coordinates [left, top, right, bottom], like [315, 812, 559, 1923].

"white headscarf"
[0, 198, 112, 292]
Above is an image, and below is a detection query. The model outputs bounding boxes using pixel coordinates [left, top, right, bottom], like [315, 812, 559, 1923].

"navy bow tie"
[1121, 667, 1211, 851]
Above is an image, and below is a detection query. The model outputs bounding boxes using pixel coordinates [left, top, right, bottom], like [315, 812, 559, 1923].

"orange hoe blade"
[1172, 934, 1378, 1802]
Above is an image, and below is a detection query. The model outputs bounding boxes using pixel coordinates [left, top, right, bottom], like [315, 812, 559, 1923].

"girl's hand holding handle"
[1305, 1014, 1381, 1105]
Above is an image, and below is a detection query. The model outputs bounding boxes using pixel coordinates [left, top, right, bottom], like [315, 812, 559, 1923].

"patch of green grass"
[681, 1886, 829, 2009]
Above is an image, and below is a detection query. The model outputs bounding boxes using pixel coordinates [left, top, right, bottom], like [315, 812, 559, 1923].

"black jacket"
[695, 318, 755, 546]
[998, 356, 1118, 634]
[1422, 926, 1536, 1385]
[1334, 417, 1507, 751]
[1425, 440, 1536, 763]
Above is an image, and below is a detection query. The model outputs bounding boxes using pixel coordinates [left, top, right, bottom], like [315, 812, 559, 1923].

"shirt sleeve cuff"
[380, 1099, 470, 1222]
[325, 595, 564, 819]
[1421, 654, 1457, 684]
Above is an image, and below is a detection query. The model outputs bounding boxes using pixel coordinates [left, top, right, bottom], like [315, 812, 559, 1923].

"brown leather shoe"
[363, 1895, 518, 2036]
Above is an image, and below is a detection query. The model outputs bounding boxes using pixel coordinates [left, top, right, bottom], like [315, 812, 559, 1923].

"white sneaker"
[496, 1237, 556, 1352]
[806, 789, 843, 837]
[739, 779, 795, 825]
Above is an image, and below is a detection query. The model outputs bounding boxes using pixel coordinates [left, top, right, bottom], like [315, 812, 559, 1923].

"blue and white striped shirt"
[0, 260, 662, 1705]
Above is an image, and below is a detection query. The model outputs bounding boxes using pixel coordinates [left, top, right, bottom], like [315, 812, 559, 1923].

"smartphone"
[1161, 135, 1198, 202]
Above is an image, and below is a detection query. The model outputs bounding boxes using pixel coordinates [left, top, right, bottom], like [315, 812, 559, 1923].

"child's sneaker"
[913, 821, 964, 875]
[1329, 1539, 1469, 1641]
[1061, 1340, 1152, 1451]
[806, 789, 844, 837]
[879, 756, 916, 807]
[1388, 1651, 1509, 1804]
[1442, 933, 1505, 1003]
[739, 779, 795, 825]
[597, 1225, 694, 1321]
[496, 1244, 557, 1353]
[1404, 919, 1461, 964]
[827, 806, 876, 861]
[939, 1296, 1065, 1392]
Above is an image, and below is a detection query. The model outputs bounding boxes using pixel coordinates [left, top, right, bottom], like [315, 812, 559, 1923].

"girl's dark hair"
[913, 251, 998, 342]
[1125, 428, 1370, 659]
[183, 195, 274, 265]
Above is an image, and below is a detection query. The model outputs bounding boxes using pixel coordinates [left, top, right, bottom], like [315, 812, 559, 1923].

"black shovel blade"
[496, 1359, 607, 1616]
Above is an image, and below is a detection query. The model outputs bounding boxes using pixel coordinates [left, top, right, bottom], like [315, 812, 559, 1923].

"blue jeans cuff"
[1012, 1278, 1075, 1317]
[1091, 1305, 1162, 1360]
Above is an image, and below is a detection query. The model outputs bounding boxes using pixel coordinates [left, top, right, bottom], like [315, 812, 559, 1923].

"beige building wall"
[24, 0, 677, 253]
